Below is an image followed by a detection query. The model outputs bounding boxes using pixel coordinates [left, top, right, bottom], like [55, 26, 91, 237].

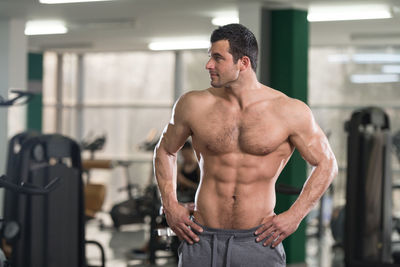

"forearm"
[154, 146, 179, 210]
[288, 157, 338, 221]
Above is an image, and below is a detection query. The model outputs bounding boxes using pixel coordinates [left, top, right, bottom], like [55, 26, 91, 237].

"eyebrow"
[209, 52, 223, 58]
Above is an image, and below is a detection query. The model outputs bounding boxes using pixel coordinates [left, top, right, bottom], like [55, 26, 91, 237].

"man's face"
[205, 40, 241, 88]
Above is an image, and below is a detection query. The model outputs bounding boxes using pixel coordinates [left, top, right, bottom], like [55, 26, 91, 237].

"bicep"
[159, 122, 191, 155]
[157, 95, 192, 155]
[290, 127, 331, 167]
[288, 105, 332, 167]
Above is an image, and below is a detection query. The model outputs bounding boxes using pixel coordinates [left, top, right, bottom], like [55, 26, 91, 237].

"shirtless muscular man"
[154, 23, 338, 267]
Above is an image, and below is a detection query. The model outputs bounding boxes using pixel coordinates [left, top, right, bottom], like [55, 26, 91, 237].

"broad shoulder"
[177, 88, 214, 102]
[265, 88, 315, 133]
[172, 89, 215, 120]
[276, 95, 310, 117]
[175, 88, 215, 110]
[262, 87, 308, 115]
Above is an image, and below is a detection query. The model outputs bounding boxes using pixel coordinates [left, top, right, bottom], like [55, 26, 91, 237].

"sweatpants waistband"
[192, 220, 260, 242]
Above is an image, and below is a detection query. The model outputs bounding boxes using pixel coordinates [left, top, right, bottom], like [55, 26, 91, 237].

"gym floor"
[85, 212, 344, 267]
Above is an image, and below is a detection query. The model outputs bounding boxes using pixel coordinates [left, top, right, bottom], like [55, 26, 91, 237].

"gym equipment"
[0, 174, 60, 267]
[392, 130, 400, 263]
[148, 185, 180, 264]
[344, 107, 397, 267]
[3, 134, 85, 267]
[394, 130, 400, 164]
[84, 182, 107, 220]
[276, 183, 302, 195]
[138, 128, 159, 152]
[81, 135, 108, 222]
[3, 133, 105, 267]
[81, 134, 106, 160]
[109, 160, 152, 229]
[0, 90, 34, 107]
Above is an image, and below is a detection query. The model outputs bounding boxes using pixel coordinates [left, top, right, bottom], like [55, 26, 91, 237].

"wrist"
[162, 198, 179, 213]
[287, 206, 306, 222]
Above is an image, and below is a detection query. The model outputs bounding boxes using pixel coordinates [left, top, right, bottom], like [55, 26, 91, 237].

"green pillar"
[261, 9, 309, 264]
[27, 53, 43, 132]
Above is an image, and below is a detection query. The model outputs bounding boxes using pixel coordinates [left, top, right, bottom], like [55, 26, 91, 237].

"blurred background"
[1, 0, 400, 266]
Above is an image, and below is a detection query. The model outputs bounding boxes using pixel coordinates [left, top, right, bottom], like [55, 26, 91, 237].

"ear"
[239, 56, 251, 71]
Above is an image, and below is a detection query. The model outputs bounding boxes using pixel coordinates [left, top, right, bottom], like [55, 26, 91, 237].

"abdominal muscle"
[192, 156, 280, 229]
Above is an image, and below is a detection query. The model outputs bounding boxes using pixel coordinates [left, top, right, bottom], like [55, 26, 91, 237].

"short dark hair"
[210, 23, 258, 72]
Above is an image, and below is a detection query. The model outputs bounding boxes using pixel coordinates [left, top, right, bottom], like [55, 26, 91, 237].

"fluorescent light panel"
[212, 17, 239, 26]
[149, 40, 209, 51]
[353, 54, 400, 63]
[327, 54, 400, 64]
[25, 20, 68, 35]
[40, 0, 112, 3]
[308, 4, 392, 22]
[350, 74, 399, 84]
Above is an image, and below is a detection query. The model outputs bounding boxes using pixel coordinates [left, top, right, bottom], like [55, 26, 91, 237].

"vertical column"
[238, 2, 263, 78]
[76, 54, 84, 141]
[0, 19, 27, 215]
[27, 53, 43, 132]
[7, 20, 28, 138]
[265, 9, 309, 265]
[174, 51, 184, 101]
[55, 53, 63, 133]
[0, 19, 27, 173]
[0, 21, 9, 176]
[259, 9, 271, 85]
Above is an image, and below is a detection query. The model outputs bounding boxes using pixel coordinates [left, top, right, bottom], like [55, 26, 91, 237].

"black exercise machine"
[0, 175, 60, 267]
[392, 131, 400, 263]
[2, 133, 105, 267]
[344, 107, 399, 267]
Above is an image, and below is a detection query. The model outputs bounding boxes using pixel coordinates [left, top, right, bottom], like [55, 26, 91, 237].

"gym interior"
[1, 0, 400, 266]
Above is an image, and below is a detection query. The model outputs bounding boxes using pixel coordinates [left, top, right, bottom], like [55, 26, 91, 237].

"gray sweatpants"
[178, 222, 286, 267]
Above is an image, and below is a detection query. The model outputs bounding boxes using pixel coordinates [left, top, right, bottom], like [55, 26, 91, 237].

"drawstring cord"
[225, 235, 235, 267]
[212, 234, 236, 267]
[212, 234, 217, 267]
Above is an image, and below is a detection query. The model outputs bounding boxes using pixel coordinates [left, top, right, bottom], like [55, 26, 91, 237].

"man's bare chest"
[191, 107, 289, 155]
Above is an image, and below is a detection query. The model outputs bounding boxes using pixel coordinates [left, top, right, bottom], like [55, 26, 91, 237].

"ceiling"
[0, 0, 400, 52]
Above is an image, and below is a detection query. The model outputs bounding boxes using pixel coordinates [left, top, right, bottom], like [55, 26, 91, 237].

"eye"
[214, 56, 222, 62]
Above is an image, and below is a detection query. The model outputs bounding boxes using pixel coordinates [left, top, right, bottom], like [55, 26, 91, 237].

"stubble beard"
[211, 80, 220, 88]
[211, 76, 237, 89]
[210, 76, 221, 88]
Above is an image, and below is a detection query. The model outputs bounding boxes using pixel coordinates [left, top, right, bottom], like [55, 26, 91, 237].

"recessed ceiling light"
[148, 40, 209, 51]
[212, 17, 239, 26]
[39, 0, 113, 4]
[350, 74, 399, 84]
[353, 54, 400, 63]
[25, 20, 68, 35]
[308, 4, 392, 22]
[327, 53, 400, 64]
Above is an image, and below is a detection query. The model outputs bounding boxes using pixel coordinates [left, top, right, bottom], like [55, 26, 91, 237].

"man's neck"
[223, 71, 262, 109]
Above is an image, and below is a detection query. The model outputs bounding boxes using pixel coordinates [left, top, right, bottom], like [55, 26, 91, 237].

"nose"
[206, 58, 214, 70]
